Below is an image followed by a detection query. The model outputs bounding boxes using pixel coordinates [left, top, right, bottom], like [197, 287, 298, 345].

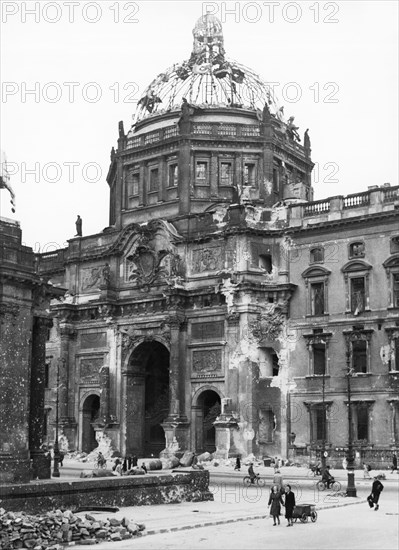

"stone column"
[161, 315, 190, 456]
[167, 316, 183, 420]
[124, 372, 146, 456]
[58, 324, 75, 423]
[0, 302, 32, 483]
[99, 365, 110, 423]
[29, 316, 53, 479]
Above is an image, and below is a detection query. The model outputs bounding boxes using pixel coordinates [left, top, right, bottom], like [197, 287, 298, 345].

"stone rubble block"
[0, 508, 146, 549]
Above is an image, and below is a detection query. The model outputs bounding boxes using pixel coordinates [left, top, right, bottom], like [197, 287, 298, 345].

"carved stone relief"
[192, 349, 222, 373]
[80, 357, 103, 384]
[192, 247, 223, 273]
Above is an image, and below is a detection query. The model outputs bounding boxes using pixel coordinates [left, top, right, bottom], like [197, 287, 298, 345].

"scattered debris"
[0, 508, 145, 549]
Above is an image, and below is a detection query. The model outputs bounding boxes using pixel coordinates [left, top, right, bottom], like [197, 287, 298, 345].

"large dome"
[134, 14, 281, 123]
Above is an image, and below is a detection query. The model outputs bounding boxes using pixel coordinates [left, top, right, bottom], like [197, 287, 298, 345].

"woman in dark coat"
[268, 485, 284, 525]
[284, 484, 296, 526]
[234, 456, 241, 471]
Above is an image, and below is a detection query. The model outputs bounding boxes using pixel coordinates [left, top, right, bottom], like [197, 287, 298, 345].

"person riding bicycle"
[321, 465, 334, 488]
[97, 452, 106, 469]
[248, 462, 257, 484]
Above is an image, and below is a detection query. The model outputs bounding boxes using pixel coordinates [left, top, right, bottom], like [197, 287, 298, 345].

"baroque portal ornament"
[127, 245, 169, 291]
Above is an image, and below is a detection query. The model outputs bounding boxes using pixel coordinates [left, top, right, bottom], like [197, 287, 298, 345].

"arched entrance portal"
[196, 390, 221, 453]
[82, 394, 100, 453]
[126, 341, 169, 457]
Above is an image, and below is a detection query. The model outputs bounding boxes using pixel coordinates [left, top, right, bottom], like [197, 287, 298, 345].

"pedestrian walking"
[127, 455, 132, 470]
[367, 477, 384, 511]
[234, 456, 241, 471]
[272, 469, 284, 495]
[122, 457, 127, 473]
[363, 463, 371, 479]
[342, 456, 348, 470]
[268, 485, 284, 526]
[132, 454, 138, 467]
[58, 451, 65, 467]
[284, 484, 296, 527]
[273, 457, 279, 473]
[391, 452, 397, 473]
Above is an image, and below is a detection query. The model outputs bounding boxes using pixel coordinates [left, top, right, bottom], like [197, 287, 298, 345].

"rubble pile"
[0, 508, 145, 549]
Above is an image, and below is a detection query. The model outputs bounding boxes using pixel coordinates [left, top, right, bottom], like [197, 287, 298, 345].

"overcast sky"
[1, 0, 398, 251]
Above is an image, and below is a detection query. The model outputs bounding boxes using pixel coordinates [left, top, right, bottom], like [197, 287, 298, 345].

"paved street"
[52, 457, 399, 550]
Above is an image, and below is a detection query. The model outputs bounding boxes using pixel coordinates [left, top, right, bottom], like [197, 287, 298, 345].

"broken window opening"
[350, 277, 365, 314]
[220, 162, 233, 186]
[310, 282, 325, 315]
[243, 163, 256, 186]
[313, 343, 326, 375]
[272, 353, 280, 376]
[352, 340, 367, 373]
[168, 164, 178, 188]
[196, 161, 209, 185]
[259, 254, 272, 273]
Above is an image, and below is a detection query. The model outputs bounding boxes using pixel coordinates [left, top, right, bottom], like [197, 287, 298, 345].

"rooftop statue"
[304, 129, 311, 149]
[286, 116, 301, 142]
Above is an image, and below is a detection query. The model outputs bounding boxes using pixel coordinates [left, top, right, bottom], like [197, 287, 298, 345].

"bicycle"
[316, 479, 341, 491]
[243, 473, 265, 487]
[307, 463, 322, 478]
[95, 454, 107, 469]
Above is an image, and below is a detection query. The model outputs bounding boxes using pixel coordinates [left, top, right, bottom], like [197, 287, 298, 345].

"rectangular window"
[352, 340, 367, 373]
[129, 173, 139, 196]
[311, 282, 325, 315]
[357, 405, 369, 441]
[393, 273, 399, 308]
[220, 162, 233, 186]
[311, 407, 326, 442]
[313, 343, 326, 375]
[168, 164, 178, 188]
[243, 163, 256, 186]
[310, 247, 324, 264]
[149, 168, 159, 192]
[389, 338, 399, 372]
[195, 161, 208, 184]
[351, 277, 365, 314]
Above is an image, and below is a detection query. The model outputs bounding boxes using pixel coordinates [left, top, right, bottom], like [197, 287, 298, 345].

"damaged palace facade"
[38, 15, 399, 467]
